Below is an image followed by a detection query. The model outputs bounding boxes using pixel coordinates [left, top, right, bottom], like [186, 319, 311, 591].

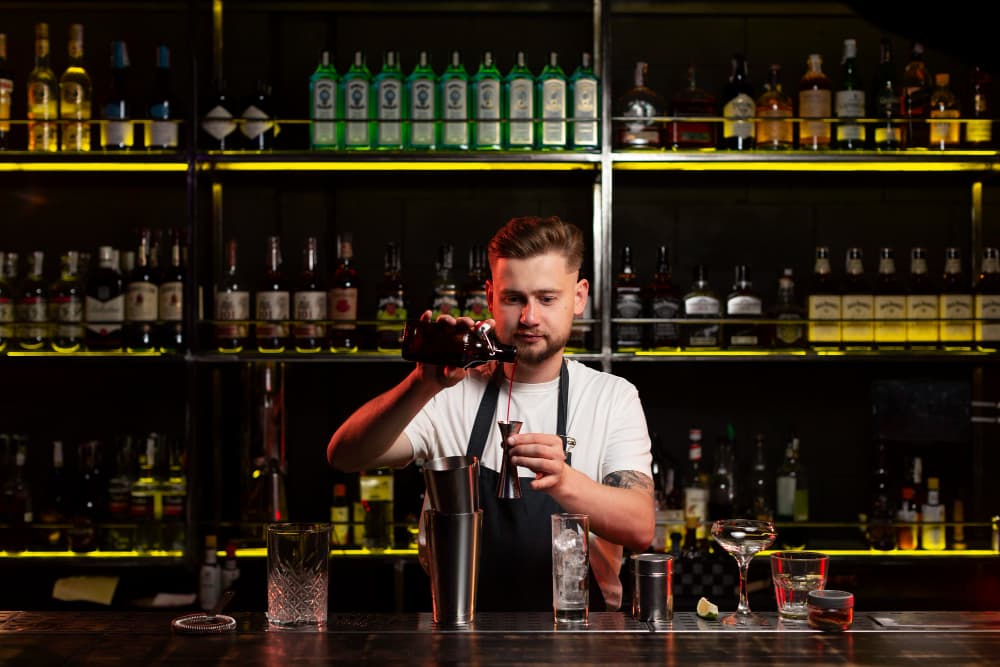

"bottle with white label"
[570, 52, 599, 150]
[940, 247, 973, 349]
[536, 51, 567, 149]
[905, 247, 939, 349]
[807, 246, 842, 349]
[294, 236, 327, 353]
[920, 476, 946, 550]
[842, 247, 874, 349]
[148, 44, 178, 150]
[309, 50, 339, 150]
[975, 247, 1000, 349]
[471, 51, 502, 150]
[725, 264, 763, 348]
[374, 50, 403, 149]
[406, 50, 436, 150]
[834, 38, 865, 150]
[342, 51, 372, 150]
[215, 239, 249, 353]
[102, 40, 134, 150]
[85, 245, 124, 351]
[157, 227, 185, 353]
[504, 51, 534, 150]
[722, 53, 755, 150]
[798, 53, 832, 150]
[16, 251, 48, 351]
[682, 264, 720, 349]
[874, 247, 906, 349]
[682, 428, 709, 541]
[199, 534, 222, 611]
[241, 79, 274, 150]
[51, 250, 84, 353]
[256, 236, 289, 353]
[124, 228, 158, 353]
[439, 50, 469, 149]
[329, 232, 359, 353]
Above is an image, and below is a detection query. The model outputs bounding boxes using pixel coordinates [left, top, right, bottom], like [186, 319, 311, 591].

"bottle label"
[60, 83, 89, 151]
[293, 290, 327, 339]
[874, 295, 906, 343]
[102, 117, 132, 148]
[930, 109, 961, 145]
[775, 314, 804, 345]
[541, 79, 567, 146]
[16, 297, 47, 341]
[159, 281, 183, 322]
[329, 287, 358, 330]
[202, 105, 236, 141]
[941, 294, 973, 344]
[474, 79, 501, 146]
[0, 300, 14, 326]
[650, 295, 681, 346]
[311, 78, 337, 145]
[432, 290, 460, 318]
[377, 78, 402, 145]
[726, 295, 762, 316]
[443, 80, 468, 146]
[683, 487, 708, 539]
[126, 281, 159, 322]
[462, 291, 491, 320]
[776, 475, 795, 518]
[409, 78, 436, 146]
[359, 473, 394, 501]
[345, 79, 370, 146]
[966, 119, 992, 144]
[756, 109, 794, 147]
[241, 104, 272, 140]
[215, 290, 249, 339]
[508, 78, 534, 146]
[799, 89, 832, 142]
[842, 294, 874, 344]
[86, 294, 124, 335]
[0, 76, 11, 133]
[807, 294, 841, 344]
[684, 295, 719, 316]
[256, 291, 289, 339]
[572, 78, 599, 147]
[29, 81, 53, 109]
[976, 294, 1000, 344]
[906, 294, 939, 344]
[330, 505, 351, 546]
[149, 120, 178, 148]
[376, 294, 406, 343]
[835, 89, 865, 118]
[873, 123, 901, 146]
[723, 94, 755, 139]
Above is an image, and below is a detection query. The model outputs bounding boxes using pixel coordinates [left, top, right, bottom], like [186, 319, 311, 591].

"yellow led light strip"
[226, 547, 418, 558]
[207, 160, 597, 172]
[758, 549, 998, 557]
[5, 350, 163, 357]
[613, 160, 991, 173]
[0, 162, 187, 173]
[0, 550, 183, 558]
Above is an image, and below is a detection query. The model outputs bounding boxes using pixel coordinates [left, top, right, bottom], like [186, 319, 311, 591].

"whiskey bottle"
[772, 268, 805, 348]
[201, 79, 237, 150]
[375, 242, 406, 352]
[920, 476, 946, 550]
[928, 73, 960, 150]
[215, 239, 250, 353]
[964, 65, 992, 149]
[807, 246, 841, 349]
[343, 51, 372, 150]
[905, 247, 939, 350]
[51, 250, 84, 353]
[28, 23, 58, 152]
[0, 252, 16, 352]
[17, 251, 48, 351]
[328, 232, 359, 353]
[148, 44, 178, 150]
[160, 436, 186, 552]
[124, 229, 158, 353]
[682, 428, 709, 541]
[102, 40, 134, 150]
[241, 79, 275, 151]
[874, 247, 906, 349]
[834, 38, 865, 150]
[755, 64, 793, 150]
[871, 37, 904, 149]
[975, 247, 1000, 349]
[471, 51, 502, 150]
[309, 51, 339, 150]
[725, 264, 762, 349]
[256, 236, 289, 353]
[406, 51, 436, 150]
[157, 227, 185, 353]
[430, 243, 460, 319]
[669, 65, 716, 149]
[842, 247, 874, 349]
[896, 455, 922, 550]
[359, 468, 394, 550]
[400, 319, 515, 368]
[504, 51, 535, 150]
[0, 34, 12, 150]
[682, 264, 721, 349]
[374, 50, 403, 150]
[940, 247, 973, 349]
[461, 244, 491, 321]
[867, 437, 895, 550]
[293, 236, 327, 353]
[645, 245, 682, 350]
[618, 61, 663, 148]
[902, 41, 931, 148]
[775, 436, 808, 523]
[536, 51, 567, 150]
[722, 53, 755, 150]
[570, 52, 600, 150]
[439, 51, 469, 150]
[130, 434, 160, 552]
[613, 244, 643, 351]
[798, 53, 832, 150]
[59, 24, 92, 152]
[85, 246, 124, 351]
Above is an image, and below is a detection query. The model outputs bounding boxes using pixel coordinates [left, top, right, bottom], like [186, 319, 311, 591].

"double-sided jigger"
[496, 420, 523, 499]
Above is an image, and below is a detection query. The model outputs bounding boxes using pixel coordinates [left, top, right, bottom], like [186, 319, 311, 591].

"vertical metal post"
[971, 180, 985, 519]
[213, 0, 224, 84]
[596, 0, 613, 372]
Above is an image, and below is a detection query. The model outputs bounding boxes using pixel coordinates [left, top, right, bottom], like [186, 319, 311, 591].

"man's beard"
[511, 328, 570, 365]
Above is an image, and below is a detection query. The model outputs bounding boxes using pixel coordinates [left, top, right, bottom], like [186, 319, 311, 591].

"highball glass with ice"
[551, 513, 590, 624]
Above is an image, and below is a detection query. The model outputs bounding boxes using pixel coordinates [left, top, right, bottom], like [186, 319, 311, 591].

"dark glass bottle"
[0, 252, 16, 352]
[328, 232, 359, 353]
[871, 37, 904, 149]
[16, 250, 48, 351]
[38, 440, 70, 549]
[905, 247, 938, 350]
[807, 246, 841, 349]
[461, 244, 491, 321]
[614, 244, 643, 351]
[707, 436, 734, 521]
[255, 236, 289, 353]
[101, 40, 133, 150]
[965, 64, 993, 149]
[617, 61, 664, 148]
[69, 440, 103, 553]
[0, 33, 13, 150]
[725, 264, 763, 348]
[874, 247, 906, 349]
[772, 268, 805, 348]
[834, 38, 865, 150]
[401, 319, 516, 368]
[670, 65, 717, 149]
[375, 242, 406, 352]
[215, 239, 249, 353]
[645, 245, 682, 350]
[430, 243, 460, 319]
[51, 250, 84, 353]
[682, 264, 720, 349]
[901, 41, 931, 148]
[148, 44, 178, 150]
[1, 437, 33, 552]
[157, 227, 185, 352]
[975, 247, 1000, 349]
[867, 437, 896, 550]
[721, 53, 755, 150]
[842, 247, 874, 349]
[293, 236, 326, 353]
[85, 245, 124, 351]
[940, 247, 973, 349]
[750, 433, 773, 521]
[124, 228, 158, 353]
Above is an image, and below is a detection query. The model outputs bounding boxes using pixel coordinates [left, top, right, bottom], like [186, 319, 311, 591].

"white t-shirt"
[404, 358, 652, 609]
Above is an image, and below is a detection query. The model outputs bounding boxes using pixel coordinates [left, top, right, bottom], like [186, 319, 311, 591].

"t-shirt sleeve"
[403, 397, 438, 462]
[601, 379, 652, 479]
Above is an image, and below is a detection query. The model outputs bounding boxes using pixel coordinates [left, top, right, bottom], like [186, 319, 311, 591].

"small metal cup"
[631, 553, 673, 622]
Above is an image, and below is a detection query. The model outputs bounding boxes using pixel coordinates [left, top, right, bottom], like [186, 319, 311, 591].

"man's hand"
[413, 310, 497, 389]
[507, 432, 569, 492]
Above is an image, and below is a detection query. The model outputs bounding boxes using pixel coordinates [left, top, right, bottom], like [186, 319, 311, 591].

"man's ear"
[486, 279, 494, 311]
[575, 278, 589, 317]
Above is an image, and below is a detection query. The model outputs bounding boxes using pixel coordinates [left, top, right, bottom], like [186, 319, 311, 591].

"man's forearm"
[549, 468, 655, 552]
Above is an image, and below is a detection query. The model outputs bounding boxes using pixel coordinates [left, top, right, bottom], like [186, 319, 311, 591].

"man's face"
[486, 253, 588, 368]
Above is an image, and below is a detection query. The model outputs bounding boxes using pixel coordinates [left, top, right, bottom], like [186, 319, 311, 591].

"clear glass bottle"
[683, 264, 721, 349]
[645, 245, 682, 350]
[682, 428, 709, 542]
[215, 239, 249, 353]
[342, 51, 372, 150]
[328, 232, 359, 353]
[750, 434, 773, 521]
[772, 267, 805, 348]
[16, 251, 47, 351]
[722, 53, 755, 150]
[439, 50, 469, 150]
[241, 79, 275, 151]
[868, 436, 896, 550]
[504, 51, 535, 150]
[536, 51, 567, 149]
[920, 476, 946, 550]
[756, 64, 793, 150]
[725, 264, 763, 348]
[618, 61, 663, 148]
[471, 50, 502, 150]
[896, 455, 922, 550]
[406, 50, 437, 150]
[59, 24, 91, 151]
[834, 38, 865, 150]
[842, 247, 874, 349]
[874, 247, 906, 349]
[669, 65, 716, 149]
[359, 468, 394, 550]
[148, 44, 178, 150]
[102, 40, 133, 150]
[374, 50, 403, 149]
[375, 242, 406, 352]
[0, 33, 12, 150]
[902, 41, 931, 148]
[905, 247, 939, 349]
[798, 53, 832, 150]
[940, 246, 973, 349]
[309, 50, 339, 149]
[974, 247, 1000, 348]
[293, 236, 327, 353]
[871, 37, 904, 149]
[28, 22, 58, 152]
[775, 436, 807, 522]
[51, 251, 84, 353]
[613, 243, 643, 351]
[430, 243, 460, 319]
[570, 52, 600, 150]
[124, 228, 158, 353]
[708, 435, 734, 521]
[929, 72, 960, 150]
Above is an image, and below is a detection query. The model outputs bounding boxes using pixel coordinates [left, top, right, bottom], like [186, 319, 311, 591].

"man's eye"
[540, 296, 557, 305]
[502, 296, 523, 305]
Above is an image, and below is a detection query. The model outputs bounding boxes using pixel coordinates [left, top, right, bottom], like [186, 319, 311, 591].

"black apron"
[466, 361, 605, 612]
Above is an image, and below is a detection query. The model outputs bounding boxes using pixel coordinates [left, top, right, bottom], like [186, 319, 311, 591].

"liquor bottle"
[775, 435, 808, 523]
[807, 246, 841, 349]
[129, 433, 159, 552]
[400, 319, 516, 368]
[0, 33, 12, 150]
[928, 72, 960, 150]
[124, 228, 158, 353]
[221, 540, 240, 591]
[215, 239, 250, 353]
[256, 236, 289, 353]
[755, 64, 793, 150]
[70, 440, 103, 553]
[920, 476, 946, 550]
[59, 24, 92, 152]
[293, 236, 327, 353]
[953, 498, 967, 550]
[570, 52, 600, 150]
[682, 428, 709, 542]
[148, 44, 178, 150]
[37, 440, 70, 549]
[669, 65, 716, 149]
[51, 251, 84, 353]
[504, 51, 535, 150]
[536, 52, 567, 150]
[330, 482, 351, 546]
[905, 247, 939, 349]
[798, 53, 832, 150]
[461, 244, 491, 321]
[199, 535, 222, 611]
[406, 50, 436, 150]
[2, 438, 33, 552]
[241, 79, 275, 151]
[201, 78, 238, 150]
[28, 23, 58, 152]
[725, 264, 763, 348]
[868, 437, 896, 550]
[375, 242, 406, 352]
[439, 51, 469, 150]
[105, 435, 135, 551]
[359, 468, 394, 550]
[772, 268, 805, 348]
[750, 433, 773, 522]
[343, 51, 372, 150]
[871, 37, 903, 149]
[707, 436, 734, 521]
[85, 246, 124, 351]
[975, 247, 1000, 349]
[160, 436, 186, 551]
[309, 50, 339, 150]
[842, 247, 874, 349]
[964, 65, 992, 149]
[16, 251, 48, 351]
[834, 38, 865, 150]
[102, 40, 134, 150]
[721, 53, 755, 150]
[328, 232, 359, 353]
[158, 227, 185, 352]
[430, 243, 460, 320]
[645, 245, 682, 350]
[618, 61, 663, 148]
[682, 264, 720, 349]
[902, 41, 931, 148]
[940, 247, 973, 349]
[874, 247, 906, 349]
[613, 244, 643, 351]
[374, 50, 403, 149]
[471, 51, 502, 150]
[896, 455, 922, 550]
[0, 252, 16, 352]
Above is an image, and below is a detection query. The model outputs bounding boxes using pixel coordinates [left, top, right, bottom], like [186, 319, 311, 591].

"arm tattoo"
[603, 470, 654, 497]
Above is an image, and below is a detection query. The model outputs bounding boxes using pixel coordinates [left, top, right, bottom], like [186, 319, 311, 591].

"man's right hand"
[412, 309, 476, 389]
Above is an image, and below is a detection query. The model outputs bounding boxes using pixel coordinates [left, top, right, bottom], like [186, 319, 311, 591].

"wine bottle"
[157, 227, 185, 353]
[215, 239, 249, 353]
[148, 44, 178, 150]
[328, 232, 359, 353]
[294, 236, 327, 353]
[124, 228, 158, 353]
[255, 236, 289, 353]
[85, 246, 124, 351]
[101, 40, 134, 150]
[51, 250, 84, 353]
[16, 250, 48, 351]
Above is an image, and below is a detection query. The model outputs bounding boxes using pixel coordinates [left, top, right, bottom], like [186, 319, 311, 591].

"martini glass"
[711, 518, 778, 627]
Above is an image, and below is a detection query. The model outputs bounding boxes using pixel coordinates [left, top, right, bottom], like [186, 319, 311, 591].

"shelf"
[0, 153, 189, 173]
[200, 151, 601, 172]
[0, 550, 183, 561]
[612, 150, 1000, 172]
[614, 349, 996, 362]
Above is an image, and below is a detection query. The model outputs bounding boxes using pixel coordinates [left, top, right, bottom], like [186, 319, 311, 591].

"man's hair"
[488, 216, 585, 273]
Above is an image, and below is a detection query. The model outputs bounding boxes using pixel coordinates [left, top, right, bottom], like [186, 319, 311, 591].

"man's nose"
[520, 300, 539, 325]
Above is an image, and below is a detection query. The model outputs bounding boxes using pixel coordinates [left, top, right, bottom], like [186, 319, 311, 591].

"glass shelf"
[200, 151, 601, 171]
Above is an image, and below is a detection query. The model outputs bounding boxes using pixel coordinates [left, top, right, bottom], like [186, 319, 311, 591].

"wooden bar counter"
[2, 610, 1000, 665]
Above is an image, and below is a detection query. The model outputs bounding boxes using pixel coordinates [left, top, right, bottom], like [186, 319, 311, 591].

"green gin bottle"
[570, 52, 599, 150]
[472, 50, 502, 150]
[406, 50, 436, 149]
[309, 51, 339, 150]
[536, 51, 567, 149]
[342, 51, 372, 150]
[374, 50, 403, 149]
[504, 51, 534, 150]
[439, 50, 469, 150]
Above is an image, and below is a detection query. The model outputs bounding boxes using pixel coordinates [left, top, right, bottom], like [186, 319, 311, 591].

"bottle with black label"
[614, 244, 643, 351]
[645, 245, 682, 351]
[771, 268, 805, 348]
[85, 245, 124, 351]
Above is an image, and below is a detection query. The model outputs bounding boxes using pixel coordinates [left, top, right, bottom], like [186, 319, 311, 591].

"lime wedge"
[696, 596, 719, 620]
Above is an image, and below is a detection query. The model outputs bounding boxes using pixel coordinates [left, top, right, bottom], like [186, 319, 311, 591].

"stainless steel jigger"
[496, 420, 523, 499]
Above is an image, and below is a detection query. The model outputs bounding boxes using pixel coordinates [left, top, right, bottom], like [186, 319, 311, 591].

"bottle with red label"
[328, 232, 359, 353]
